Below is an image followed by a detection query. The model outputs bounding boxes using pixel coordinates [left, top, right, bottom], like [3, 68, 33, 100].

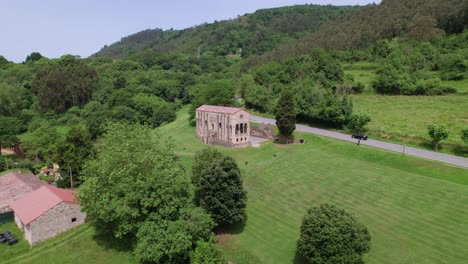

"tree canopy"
[192, 148, 247, 226]
[275, 88, 296, 140]
[427, 123, 450, 150]
[78, 123, 216, 262]
[297, 203, 371, 264]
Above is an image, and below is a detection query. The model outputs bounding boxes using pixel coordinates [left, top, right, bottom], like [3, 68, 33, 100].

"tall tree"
[297, 203, 371, 264]
[192, 148, 247, 226]
[32, 55, 97, 113]
[56, 125, 94, 188]
[275, 88, 296, 142]
[0, 116, 24, 154]
[78, 123, 213, 262]
[25, 52, 44, 63]
[427, 123, 450, 150]
[21, 123, 60, 161]
[79, 122, 191, 237]
[347, 113, 371, 133]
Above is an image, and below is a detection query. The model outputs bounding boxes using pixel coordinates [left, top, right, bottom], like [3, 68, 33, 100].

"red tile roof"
[10, 186, 77, 225]
[0, 172, 45, 213]
[196, 105, 243, 114]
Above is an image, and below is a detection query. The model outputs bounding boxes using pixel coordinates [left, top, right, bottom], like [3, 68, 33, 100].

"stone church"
[196, 105, 250, 147]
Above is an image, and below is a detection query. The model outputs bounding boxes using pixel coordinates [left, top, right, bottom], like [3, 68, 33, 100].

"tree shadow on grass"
[453, 145, 468, 157]
[92, 230, 133, 253]
[293, 251, 308, 264]
[214, 220, 246, 235]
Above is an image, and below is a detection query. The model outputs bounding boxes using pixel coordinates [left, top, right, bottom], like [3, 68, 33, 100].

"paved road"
[251, 115, 468, 169]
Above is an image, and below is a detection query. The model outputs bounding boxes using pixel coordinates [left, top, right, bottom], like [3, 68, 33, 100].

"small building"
[196, 105, 250, 147]
[10, 185, 86, 245]
[0, 172, 45, 213]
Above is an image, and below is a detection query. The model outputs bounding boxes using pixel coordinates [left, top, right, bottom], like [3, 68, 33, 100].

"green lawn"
[162, 108, 468, 264]
[3, 107, 468, 263]
[0, 213, 136, 264]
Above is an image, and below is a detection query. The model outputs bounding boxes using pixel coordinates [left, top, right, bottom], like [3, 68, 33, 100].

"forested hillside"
[92, 4, 359, 58]
[246, 0, 467, 67]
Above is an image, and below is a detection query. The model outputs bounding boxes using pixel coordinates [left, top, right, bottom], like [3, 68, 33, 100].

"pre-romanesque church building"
[196, 105, 250, 147]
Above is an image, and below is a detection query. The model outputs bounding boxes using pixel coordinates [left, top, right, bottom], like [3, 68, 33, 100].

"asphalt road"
[251, 115, 468, 169]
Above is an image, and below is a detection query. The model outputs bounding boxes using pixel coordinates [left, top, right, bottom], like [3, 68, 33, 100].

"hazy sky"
[1, 0, 379, 62]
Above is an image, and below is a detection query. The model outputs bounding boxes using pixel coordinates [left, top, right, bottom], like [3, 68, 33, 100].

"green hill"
[247, 0, 467, 67]
[92, 4, 360, 59]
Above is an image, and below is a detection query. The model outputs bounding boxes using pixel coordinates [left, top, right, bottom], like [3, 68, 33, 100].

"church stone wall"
[196, 109, 250, 147]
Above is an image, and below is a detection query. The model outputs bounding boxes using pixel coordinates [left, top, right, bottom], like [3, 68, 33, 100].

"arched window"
[240, 123, 244, 134]
[236, 138, 239, 142]
[244, 123, 248, 133]
[235, 124, 239, 134]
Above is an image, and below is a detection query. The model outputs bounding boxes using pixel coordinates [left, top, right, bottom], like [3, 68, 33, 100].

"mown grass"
[3, 107, 468, 264]
[0, 213, 136, 264]
[162, 107, 468, 264]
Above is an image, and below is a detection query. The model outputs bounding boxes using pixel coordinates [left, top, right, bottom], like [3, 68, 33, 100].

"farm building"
[0, 172, 45, 213]
[196, 105, 251, 147]
[10, 185, 86, 245]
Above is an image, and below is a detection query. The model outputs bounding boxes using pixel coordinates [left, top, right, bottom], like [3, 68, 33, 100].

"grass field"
[161, 108, 468, 264]
[0, 213, 136, 264]
[2, 107, 468, 263]
[343, 62, 468, 156]
[353, 94, 468, 152]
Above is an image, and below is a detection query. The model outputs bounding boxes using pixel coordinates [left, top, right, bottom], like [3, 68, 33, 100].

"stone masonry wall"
[196, 110, 250, 147]
[27, 202, 86, 245]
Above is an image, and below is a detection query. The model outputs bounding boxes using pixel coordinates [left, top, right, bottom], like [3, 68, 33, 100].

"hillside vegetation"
[246, 0, 467, 68]
[92, 5, 360, 58]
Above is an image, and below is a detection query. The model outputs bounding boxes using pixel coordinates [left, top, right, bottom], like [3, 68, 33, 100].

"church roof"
[196, 105, 244, 114]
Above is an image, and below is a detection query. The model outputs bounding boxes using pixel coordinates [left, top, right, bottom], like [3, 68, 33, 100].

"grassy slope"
[161, 108, 468, 264]
[3, 107, 468, 263]
[344, 62, 468, 155]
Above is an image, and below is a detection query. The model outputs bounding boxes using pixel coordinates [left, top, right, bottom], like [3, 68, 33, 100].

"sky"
[1, 0, 379, 62]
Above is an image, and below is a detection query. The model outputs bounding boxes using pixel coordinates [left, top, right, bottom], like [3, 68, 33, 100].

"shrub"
[190, 241, 225, 264]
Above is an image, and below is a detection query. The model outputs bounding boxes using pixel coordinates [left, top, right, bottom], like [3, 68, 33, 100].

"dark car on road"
[352, 133, 368, 140]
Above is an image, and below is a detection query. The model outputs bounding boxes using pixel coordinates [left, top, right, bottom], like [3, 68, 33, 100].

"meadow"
[2, 108, 468, 264]
[344, 62, 468, 155]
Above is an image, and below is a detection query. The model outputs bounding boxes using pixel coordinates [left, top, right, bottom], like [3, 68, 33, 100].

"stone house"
[196, 105, 250, 147]
[0, 172, 45, 213]
[10, 185, 86, 245]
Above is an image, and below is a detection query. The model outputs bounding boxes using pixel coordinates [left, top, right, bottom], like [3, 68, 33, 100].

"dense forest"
[1, 1, 467, 177]
[92, 4, 359, 58]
